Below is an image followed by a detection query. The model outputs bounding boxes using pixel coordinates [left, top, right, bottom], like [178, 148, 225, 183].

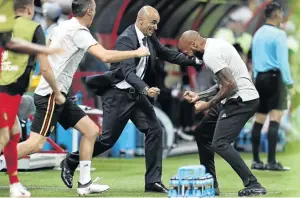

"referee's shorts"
[31, 93, 86, 137]
[255, 69, 288, 114]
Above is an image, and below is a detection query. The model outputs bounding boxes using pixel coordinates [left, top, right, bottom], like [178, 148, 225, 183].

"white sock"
[79, 161, 91, 185]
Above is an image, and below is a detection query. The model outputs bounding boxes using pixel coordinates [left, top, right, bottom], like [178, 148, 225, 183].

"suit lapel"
[130, 25, 141, 66]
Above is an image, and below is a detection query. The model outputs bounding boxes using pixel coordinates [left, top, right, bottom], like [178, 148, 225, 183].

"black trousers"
[67, 88, 163, 185]
[194, 97, 259, 187]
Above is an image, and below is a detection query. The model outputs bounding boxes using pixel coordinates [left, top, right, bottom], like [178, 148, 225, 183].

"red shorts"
[0, 92, 22, 129]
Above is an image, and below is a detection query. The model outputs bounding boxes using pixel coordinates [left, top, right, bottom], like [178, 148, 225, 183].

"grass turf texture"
[0, 141, 299, 197]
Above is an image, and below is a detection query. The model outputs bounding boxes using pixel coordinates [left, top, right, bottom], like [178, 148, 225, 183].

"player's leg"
[265, 110, 282, 166]
[5, 117, 30, 197]
[0, 92, 29, 197]
[60, 89, 133, 190]
[17, 94, 60, 158]
[265, 75, 288, 171]
[0, 126, 10, 151]
[17, 132, 48, 158]
[194, 105, 220, 195]
[211, 98, 266, 196]
[0, 93, 11, 151]
[57, 97, 110, 195]
[250, 113, 267, 170]
[250, 72, 269, 169]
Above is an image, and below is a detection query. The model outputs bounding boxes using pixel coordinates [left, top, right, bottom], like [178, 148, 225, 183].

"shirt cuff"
[195, 58, 201, 64]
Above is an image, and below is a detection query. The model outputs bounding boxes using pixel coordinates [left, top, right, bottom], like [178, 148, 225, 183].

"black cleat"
[238, 182, 267, 197]
[265, 162, 290, 171]
[251, 161, 265, 170]
[60, 159, 75, 189]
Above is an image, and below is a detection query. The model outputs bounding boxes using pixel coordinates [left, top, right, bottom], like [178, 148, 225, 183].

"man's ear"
[87, 8, 92, 16]
[27, 7, 31, 16]
[138, 16, 144, 25]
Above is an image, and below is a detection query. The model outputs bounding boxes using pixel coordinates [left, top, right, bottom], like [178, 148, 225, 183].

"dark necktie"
[142, 37, 147, 46]
[141, 37, 148, 79]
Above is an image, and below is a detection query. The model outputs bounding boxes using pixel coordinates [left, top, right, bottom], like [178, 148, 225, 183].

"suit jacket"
[86, 24, 198, 95]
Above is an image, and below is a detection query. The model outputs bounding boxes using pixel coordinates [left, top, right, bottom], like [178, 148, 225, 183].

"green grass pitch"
[0, 141, 299, 197]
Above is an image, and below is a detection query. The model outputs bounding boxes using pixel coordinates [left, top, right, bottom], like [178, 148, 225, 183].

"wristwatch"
[142, 87, 149, 95]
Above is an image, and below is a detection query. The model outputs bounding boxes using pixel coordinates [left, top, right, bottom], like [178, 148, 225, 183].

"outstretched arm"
[0, 32, 63, 55]
[88, 43, 149, 63]
[71, 30, 149, 63]
[150, 34, 201, 66]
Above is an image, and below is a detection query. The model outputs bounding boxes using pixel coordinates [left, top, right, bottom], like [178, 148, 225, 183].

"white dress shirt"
[115, 25, 148, 89]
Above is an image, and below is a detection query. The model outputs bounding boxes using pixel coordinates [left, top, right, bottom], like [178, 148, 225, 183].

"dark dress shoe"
[145, 182, 168, 193]
[60, 158, 76, 188]
[215, 187, 220, 196]
[238, 182, 267, 197]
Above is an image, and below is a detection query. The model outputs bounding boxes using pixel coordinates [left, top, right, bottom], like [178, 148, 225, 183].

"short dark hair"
[72, 0, 94, 17]
[14, 0, 33, 11]
[264, 2, 282, 19]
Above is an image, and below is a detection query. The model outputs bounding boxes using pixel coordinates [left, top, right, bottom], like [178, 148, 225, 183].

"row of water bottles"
[169, 165, 215, 198]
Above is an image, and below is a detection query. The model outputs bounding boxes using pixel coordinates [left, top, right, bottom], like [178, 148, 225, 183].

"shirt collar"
[204, 38, 209, 52]
[135, 24, 146, 41]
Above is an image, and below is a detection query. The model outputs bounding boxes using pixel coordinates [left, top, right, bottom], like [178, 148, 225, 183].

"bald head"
[137, 5, 159, 19]
[136, 5, 160, 36]
[179, 30, 202, 45]
[178, 30, 206, 57]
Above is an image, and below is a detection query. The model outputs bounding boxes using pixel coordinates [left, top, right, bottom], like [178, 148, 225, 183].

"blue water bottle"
[75, 91, 83, 105]
[203, 176, 210, 197]
[210, 176, 215, 197]
[185, 177, 193, 197]
[193, 178, 202, 198]
[182, 177, 189, 197]
[168, 177, 178, 198]
[198, 177, 205, 197]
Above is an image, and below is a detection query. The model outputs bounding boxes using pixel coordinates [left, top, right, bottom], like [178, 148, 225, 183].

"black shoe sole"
[60, 160, 73, 189]
[238, 188, 267, 197]
[144, 190, 168, 194]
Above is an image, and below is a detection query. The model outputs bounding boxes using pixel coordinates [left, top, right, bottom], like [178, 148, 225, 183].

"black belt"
[114, 87, 136, 94]
[257, 68, 280, 74]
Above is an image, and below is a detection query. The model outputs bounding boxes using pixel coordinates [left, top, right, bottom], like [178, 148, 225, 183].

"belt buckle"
[128, 88, 135, 94]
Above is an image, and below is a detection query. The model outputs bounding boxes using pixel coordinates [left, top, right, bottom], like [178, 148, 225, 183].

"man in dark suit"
[60, 5, 201, 193]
